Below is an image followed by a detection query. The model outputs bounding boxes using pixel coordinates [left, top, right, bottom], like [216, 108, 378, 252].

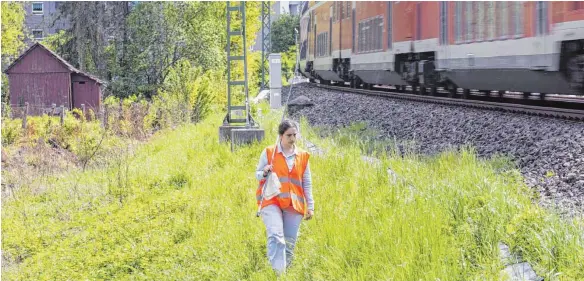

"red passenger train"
[298, 1, 584, 97]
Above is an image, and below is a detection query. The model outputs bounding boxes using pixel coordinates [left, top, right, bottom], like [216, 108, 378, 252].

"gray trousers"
[261, 204, 303, 275]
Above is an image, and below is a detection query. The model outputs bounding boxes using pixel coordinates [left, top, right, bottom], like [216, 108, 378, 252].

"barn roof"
[4, 42, 105, 85]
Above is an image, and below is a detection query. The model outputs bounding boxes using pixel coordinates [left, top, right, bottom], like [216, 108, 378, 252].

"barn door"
[72, 80, 93, 109]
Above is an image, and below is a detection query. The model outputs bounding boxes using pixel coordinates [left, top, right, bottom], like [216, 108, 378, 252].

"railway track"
[313, 83, 584, 121]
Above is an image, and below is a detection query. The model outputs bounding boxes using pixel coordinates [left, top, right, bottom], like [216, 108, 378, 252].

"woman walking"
[255, 119, 314, 275]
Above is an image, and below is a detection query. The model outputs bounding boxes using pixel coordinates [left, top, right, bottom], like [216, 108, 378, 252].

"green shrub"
[1, 117, 22, 146]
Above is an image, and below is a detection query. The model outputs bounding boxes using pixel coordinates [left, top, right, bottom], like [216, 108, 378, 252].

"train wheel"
[430, 87, 437, 96]
[352, 77, 362, 88]
[446, 83, 456, 98]
[309, 78, 315, 83]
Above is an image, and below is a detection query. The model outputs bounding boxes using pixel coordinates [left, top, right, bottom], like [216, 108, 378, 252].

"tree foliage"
[1, 2, 26, 61]
[1, 2, 26, 104]
[270, 14, 300, 53]
[49, 1, 261, 105]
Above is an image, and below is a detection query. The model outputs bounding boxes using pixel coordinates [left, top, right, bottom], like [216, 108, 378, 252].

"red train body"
[299, 1, 584, 96]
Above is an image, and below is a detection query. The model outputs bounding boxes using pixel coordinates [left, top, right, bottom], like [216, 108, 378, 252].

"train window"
[466, 1, 473, 42]
[475, 2, 484, 41]
[416, 3, 422, 40]
[500, 2, 509, 39]
[513, 2, 523, 37]
[374, 18, 378, 51]
[361, 22, 365, 53]
[535, 1, 548, 35]
[380, 17, 384, 50]
[487, 1, 495, 40]
[572, 2, 584, 10]
[357, 22, 361, 52]
[345, 2, 351, 19]
[374, 18, 378, 50]
[326, 32, 329, 55]
[316, 34, 322, 57]
[387, 2, 392, 49]
[439, 2, 447, 44]
[332, 3, 336, 22]
[455, 2, 463, 43]
[364, 20, 369, 52]
[370, 19, 373, 50]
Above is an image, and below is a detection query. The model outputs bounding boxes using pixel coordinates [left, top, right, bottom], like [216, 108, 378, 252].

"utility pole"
[219, 1, 264, 147]
[261, 1, 271, 90]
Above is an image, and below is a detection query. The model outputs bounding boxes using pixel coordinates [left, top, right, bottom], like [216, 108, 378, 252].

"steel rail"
[314, 83, 584, 121]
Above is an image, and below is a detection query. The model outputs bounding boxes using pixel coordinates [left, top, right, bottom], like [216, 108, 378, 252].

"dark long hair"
[278, 119, 298, 135]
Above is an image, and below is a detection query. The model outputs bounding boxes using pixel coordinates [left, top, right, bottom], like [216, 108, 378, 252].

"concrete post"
[269, 53, 282, 109]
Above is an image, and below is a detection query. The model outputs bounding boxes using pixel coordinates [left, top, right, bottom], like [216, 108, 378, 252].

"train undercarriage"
[301, 40, 584, 100]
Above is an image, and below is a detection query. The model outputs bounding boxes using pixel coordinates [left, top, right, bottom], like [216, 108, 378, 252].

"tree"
[48, 1, 262, 104]
[1, 2, 26, 104]
[270, 14, 299, 53]
[1, 2, 25, 61]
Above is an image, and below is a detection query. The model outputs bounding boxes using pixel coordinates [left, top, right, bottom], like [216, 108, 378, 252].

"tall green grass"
[2, 106, 583, 280]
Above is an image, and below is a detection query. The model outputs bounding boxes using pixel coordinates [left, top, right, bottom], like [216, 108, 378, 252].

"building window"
[32, 30, 43, 39]
[289, 4, 298, 15]
[32, 2, 43, 14]
[514, 2, 523, 37]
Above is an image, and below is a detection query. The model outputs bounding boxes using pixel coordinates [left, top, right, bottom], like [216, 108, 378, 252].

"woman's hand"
[262, 165, 272, 177]
[304, 210, 314, 220]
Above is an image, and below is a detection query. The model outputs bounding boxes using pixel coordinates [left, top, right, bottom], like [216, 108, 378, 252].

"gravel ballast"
[279, 83, 584, 217]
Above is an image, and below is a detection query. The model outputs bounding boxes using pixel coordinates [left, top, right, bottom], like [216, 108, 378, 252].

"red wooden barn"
[4, 42, 104, 115]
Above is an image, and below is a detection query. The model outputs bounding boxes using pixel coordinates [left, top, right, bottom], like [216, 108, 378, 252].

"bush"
[1, 117, 22, 146]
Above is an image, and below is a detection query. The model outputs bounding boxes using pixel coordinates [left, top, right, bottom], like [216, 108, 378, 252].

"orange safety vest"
[256, 145, 310, 215]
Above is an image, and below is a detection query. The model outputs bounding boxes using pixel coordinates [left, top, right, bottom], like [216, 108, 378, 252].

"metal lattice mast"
[261, 1, 271, 90]
[225, 1, 255, 127]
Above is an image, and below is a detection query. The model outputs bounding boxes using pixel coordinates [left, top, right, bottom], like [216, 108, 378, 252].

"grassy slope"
[2, 107, 583, 281]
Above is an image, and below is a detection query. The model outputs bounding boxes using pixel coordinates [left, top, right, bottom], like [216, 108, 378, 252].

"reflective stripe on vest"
[256, 191, 306, 205]
[278, 176, 303, 187]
